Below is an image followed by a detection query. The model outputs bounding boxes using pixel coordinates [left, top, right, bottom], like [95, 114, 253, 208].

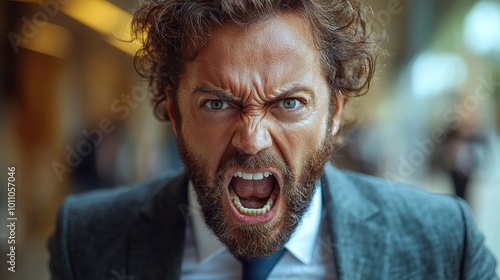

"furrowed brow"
[268, 85, 315, 103]
[193, 86, 241, 105]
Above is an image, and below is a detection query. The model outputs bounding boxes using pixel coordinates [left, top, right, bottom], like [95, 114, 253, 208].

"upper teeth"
[233, 171, 272, 180]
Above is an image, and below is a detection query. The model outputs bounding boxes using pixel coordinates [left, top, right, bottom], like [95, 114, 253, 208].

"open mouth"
[227, 170, 281, 222]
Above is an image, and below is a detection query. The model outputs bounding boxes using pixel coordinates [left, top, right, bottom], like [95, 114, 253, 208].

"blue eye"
[204, 100, 229, 110]
[280, 98, 300, 109]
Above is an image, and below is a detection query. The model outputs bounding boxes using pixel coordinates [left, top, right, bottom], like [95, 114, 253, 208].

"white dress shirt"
[180, 182, 337, 279]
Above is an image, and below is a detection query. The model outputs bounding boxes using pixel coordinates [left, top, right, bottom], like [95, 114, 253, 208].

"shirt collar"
[284, 182, 323, 264]
[188, 181, 323, 265]
[188, 182, 225, 264]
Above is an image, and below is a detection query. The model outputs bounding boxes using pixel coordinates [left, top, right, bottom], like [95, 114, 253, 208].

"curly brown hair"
[132, 0, 377, 121]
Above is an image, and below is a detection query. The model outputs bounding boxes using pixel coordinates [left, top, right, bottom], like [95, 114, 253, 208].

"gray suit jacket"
[49, 163, 498, 279]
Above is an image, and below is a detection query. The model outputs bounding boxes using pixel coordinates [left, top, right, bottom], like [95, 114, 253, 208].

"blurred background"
[0, 0, 499, 278]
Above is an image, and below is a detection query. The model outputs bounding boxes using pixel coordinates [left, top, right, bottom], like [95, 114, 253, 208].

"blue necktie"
[240, 248, 286, 280]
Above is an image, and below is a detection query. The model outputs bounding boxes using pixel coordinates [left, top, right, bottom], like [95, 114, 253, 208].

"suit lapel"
[127, 172, 189, 279]
[322, 163, 391, 280]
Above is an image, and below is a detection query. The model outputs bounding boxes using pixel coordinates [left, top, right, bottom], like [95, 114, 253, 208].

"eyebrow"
[192, 84, 315, 104]
[193, 86, 241, 105]
[276, 85, 315, 101]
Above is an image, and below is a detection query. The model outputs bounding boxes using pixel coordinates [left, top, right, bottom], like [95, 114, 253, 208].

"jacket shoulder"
[65, 173, 172, 226]
[49, 172, 188, 279]
[337, 169, 462, 223]
[325, 167, 467, 253]
[326, 167, 497, 279]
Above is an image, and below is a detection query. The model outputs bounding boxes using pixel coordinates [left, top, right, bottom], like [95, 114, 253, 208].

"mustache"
[217, 149, 290, 176]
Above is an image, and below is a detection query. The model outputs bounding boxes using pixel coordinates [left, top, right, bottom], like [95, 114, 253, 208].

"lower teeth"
[229, 187, 278, 216]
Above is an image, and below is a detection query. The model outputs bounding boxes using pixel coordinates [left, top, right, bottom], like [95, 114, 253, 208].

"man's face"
[167, 12, 343, 259]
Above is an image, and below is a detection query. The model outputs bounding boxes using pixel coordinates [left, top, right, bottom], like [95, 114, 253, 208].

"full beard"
[177, 133, 334, 260]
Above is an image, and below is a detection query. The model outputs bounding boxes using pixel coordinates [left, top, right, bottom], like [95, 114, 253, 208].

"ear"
[331, 95, 345, 136]
[165, 85, 178, 137]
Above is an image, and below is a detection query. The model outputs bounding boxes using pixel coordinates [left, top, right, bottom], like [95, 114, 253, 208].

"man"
[49, 0, 498, 279]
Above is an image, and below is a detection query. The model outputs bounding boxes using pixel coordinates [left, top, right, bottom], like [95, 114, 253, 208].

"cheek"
[181, 120, 230, 169]
[273, 106, 330, 169]
[273, 123, 327, 169]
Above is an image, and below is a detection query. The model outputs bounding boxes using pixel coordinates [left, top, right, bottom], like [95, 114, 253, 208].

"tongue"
[231, 176, 276, 209]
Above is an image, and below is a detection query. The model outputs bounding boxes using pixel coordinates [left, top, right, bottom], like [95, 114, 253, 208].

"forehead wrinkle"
[218, 55, 317, 107]
[201, 15, 316, 75]
[184, 11, 323, 110]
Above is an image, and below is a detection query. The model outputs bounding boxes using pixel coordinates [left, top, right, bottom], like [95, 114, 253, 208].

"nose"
[231, 118, 272, 155]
